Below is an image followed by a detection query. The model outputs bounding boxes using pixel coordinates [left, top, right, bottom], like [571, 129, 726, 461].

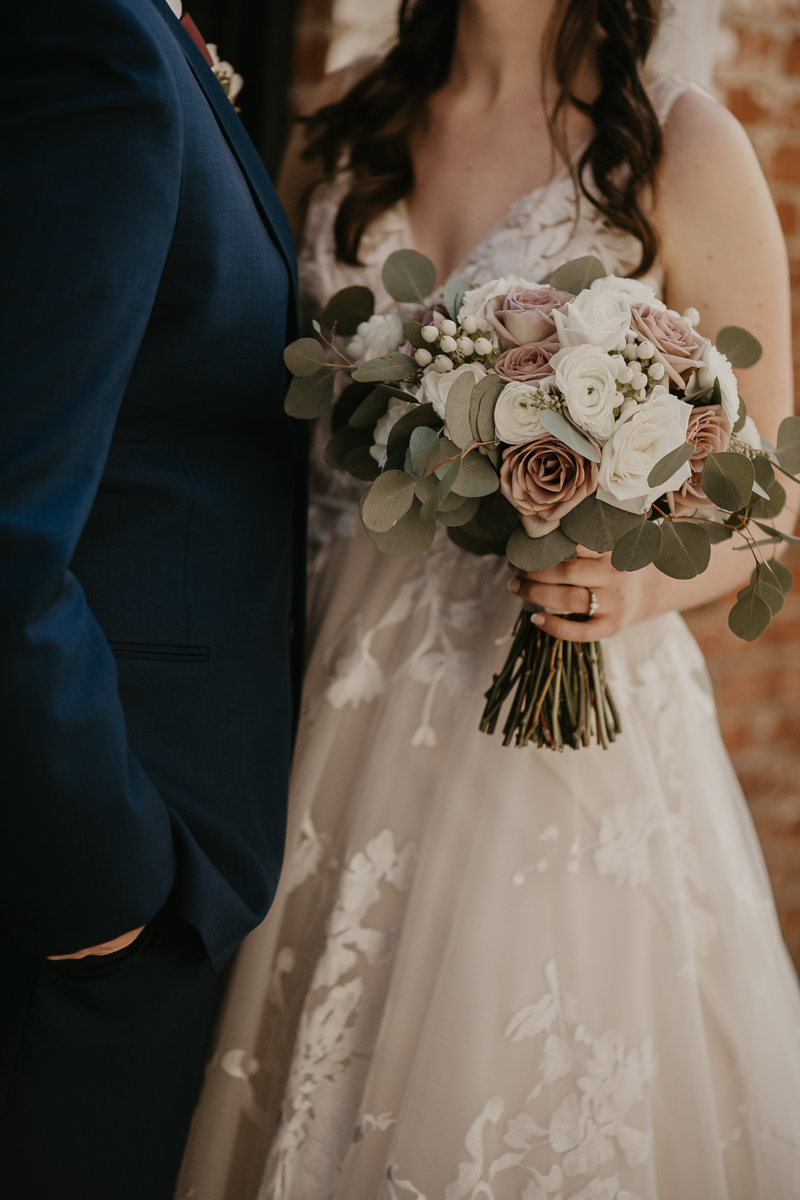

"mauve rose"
[500, 435, 600, 538]
[668, 404, 732, 516]
[630, 304, 705, 387]
[485, 287, 572, 347]
[494, 335, 561, 383]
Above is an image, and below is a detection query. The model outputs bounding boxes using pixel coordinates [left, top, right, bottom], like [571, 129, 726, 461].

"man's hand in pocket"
[47, 927, 145, 961]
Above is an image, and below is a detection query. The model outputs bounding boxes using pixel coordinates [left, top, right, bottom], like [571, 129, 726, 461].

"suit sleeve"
[0, 0, 183, 955]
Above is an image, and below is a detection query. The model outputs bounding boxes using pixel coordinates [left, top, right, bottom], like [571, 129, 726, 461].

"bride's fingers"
[512, 558, 612, 587]
[530, 609, 606, 642]
[509, 578, 591, 615]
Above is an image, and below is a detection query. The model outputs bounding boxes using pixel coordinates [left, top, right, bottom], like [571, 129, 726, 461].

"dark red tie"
[180, 12, 214, 67]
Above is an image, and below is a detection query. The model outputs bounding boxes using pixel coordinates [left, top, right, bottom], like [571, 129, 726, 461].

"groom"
[0, 1, 305, 1197]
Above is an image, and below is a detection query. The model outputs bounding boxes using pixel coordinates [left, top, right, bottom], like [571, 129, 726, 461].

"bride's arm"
[512, 90, 800, 640]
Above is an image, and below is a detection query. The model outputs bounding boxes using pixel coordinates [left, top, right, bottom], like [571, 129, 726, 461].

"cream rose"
[348, 311, 405, 365]
[457, 276, 538, 335]
[493, 381, 551, 445]
[419, 360, 487, 420]
[553, 288, 632, 353]
[687, 342, 740, 430]
[598, 387, 692, 511]
[590, 274, 666, 311]
[550, 344, 619, 443]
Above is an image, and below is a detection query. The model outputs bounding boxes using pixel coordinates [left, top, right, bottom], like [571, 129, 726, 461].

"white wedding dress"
[176, 76, 800, 1200]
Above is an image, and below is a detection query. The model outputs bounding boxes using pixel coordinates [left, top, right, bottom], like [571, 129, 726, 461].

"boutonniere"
[206, 44, 243, 110]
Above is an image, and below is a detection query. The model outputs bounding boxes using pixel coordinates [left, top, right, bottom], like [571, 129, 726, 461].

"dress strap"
[646, 74, 717, 127]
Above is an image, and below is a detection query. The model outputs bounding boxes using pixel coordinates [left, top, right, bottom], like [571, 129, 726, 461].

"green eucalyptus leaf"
[283, 338, 328, 378]
[342, 446, 381, 481]
[361, 469, 418, 532]
[410, 425, 442, 479]
[755, 579, 785, 615]
[776, 415, 800, 476]
[323, 285, 374, 337]
[386, 403, 443, 456]
[539, 409, 601, 463]
[610, 519, 662, 572]
[754, 520, 800, 551]
[349, 386, 391, 429]
[471, 491, 520, 539]
[331, 381, 373, 432]
[751, 480, 771, 501]
[506, 524, 577, 572]
[559, 493, 641, 553]
[446, 447, 499, 497]
[728, 589, 772, 641]
[383, 448, 406, 473]
[414, 472, 465, 511]
[422, 456, 463, 523]
[716, 325, 763, 369]
[284, 368, 336, 419]
[325, 422, 374, 470]
[647, 441, 695, 490]
[654, 521, 711, 579]
[768, 559, 794, 595]
[705, 522, 734, 544]
[364, 496, 436, 557]
[437, 496, 481, 526]
[482, 444, 501, 469]
[477, 376, 505, 443]
[445, 371, 477, 450]
[352, 351, 417, 383]
[403, 320, 426, 350]
[447, 525, 510, 556]
[753, 455, 775, 492]
[444, 277, 471, 321]
[701, 452, 755, 512]
[548, 255, 606, 295]
[382, 248, 437, 304]
[733, 396, 747, 435]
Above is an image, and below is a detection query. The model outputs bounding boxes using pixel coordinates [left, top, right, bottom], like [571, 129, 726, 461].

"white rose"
[369, 399, 413, 468]
[550, 344, 619, 443]
[420, 360, 487, 420]
[598, 387, 692, 511]
[350, 311, 405, 365]
[457, 275, 538, 335]
[553, 289, 632, 353]
[493, 380, 551, 444]
[688, 341, 740, 429]
[736, 414, 762, 452]
[590, 274, 667, 312]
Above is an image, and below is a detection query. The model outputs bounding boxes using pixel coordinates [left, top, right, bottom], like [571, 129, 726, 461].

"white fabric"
[166, 0, 183, 19]
[176, 76, 800, 1200]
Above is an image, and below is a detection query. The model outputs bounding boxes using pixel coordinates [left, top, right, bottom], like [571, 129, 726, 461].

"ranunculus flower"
[629, 304, 705, 388]
[667, 404, 731, 516]
[493, 381, 551, 444]
[686, 341, 740, 430]
[484, 287, 572, 347]
[494, 335, 562, 383]
[590, 274, 667, 311]
[419, 360, 486, 420]
[553, 288, 631, 353]
[501, 435, 600, 537]
[550, 344, 619, 443]
[348, 311, 405, 365]
[370, 398, 414, 468]
[458, 276, 538, 335]
[598, 387, 692, 512]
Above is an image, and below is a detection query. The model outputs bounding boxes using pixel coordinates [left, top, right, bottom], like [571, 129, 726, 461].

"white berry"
[357, 321, 371, 338]
[682, 307, 700, 327]
[617, 364, 634, 385]
[637, 340, 655, 359]
[421, 324, 439, 343]
[457, 336, 474, 355]
[622, 343, 639, 361]
[440, 319, 458, 337]
[415, 348, 433, 367]
[631, 371, 648, 391]
[473, 337, 493, 356]
[434, 355, 453, 373]
[439, 335, 458, 354]
[462, 316, 478, 334]
[614, 337, 628, 353]
[648, 362, 665, 381]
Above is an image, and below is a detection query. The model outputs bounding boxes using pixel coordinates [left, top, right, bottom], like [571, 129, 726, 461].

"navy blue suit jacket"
[0, 0, 305, 969]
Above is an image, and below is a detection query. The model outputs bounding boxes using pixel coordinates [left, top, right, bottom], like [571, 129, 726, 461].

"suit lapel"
[159, 7, 299, 314]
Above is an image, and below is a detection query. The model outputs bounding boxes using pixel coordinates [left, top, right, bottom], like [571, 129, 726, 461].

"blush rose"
[629, 304, 705, 387]
[484, 286, 572, 347]
[667, 404, 732, 516]
[494, 335, 561, 383]
[500, 435, 600, 538]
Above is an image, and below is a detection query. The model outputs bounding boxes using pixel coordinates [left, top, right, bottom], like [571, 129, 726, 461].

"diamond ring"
[587, 589, 599, 618]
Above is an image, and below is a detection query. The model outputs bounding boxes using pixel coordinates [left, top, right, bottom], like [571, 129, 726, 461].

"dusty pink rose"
[494, 335, 561, 383]
[500, 434, 599, 538]
[667, 404, 732, 516]
[630, 304, 706, 387]
[485, 287, 573, 347]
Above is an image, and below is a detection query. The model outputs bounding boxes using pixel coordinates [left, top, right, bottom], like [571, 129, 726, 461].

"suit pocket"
[108, 641, 211, 663]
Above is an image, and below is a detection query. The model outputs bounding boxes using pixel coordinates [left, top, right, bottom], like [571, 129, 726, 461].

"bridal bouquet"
[284, 250, 800, 751]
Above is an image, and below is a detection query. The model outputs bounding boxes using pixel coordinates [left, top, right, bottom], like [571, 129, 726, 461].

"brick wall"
[289, 0, 800, 971]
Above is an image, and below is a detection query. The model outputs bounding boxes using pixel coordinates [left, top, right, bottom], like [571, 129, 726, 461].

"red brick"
[788, 35, 800, 77]
[727, 86, 768, 125]
[774, 146, 800, 183]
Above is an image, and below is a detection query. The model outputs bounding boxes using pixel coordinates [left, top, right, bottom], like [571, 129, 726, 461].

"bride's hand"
[507, 546, 649, 642]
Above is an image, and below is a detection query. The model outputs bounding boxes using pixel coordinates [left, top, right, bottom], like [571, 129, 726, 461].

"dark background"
[188, 0, 299, 177]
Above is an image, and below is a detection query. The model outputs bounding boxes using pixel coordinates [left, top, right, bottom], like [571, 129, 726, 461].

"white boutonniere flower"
[207, 44, 244, 107]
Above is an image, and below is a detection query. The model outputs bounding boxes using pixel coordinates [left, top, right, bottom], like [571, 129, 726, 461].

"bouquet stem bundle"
[480, 604, 621, 751]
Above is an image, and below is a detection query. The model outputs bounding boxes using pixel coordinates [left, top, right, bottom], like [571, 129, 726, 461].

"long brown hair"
[302, 0, 664, 276]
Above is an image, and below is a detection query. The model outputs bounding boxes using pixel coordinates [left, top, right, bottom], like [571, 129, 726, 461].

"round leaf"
[653, 521, 711, 579]
[382, 249, 437, 304]
[506, 525, 577, 572]
[755, 578, 785, 615]
[323, 285, 374, 337]
[728, 590, 772, 641]
[364, 497, 436, 557]
[732, 395, 747, 435]
[352, 352, 417, 383]
[471, 491, 520, 539]
[324, 422, 374, 470]
[409, 425, 443, 479]
[477, 377, 504, 444]
[705, 522, 734, 544]
[284, 368, 336, 419]
[361, 469, 417, 532]
[445, 371, 477, 450]
[402, 320, 426, 350]
[342, 446, 381, 481]
[447, 448, 499, 497]
[387, 403, 442, 456]
[443, 277, 470, 321]
[559, 493, 641, 553]
[283, 338, 329, 378]
[547, 255, 606, 295]
[332, 381, 373, 432]
[776, 415, 800, 476]
[700, 452, 755, 512]
[750, 478, 786, 521]
[647, 441, 695, 490]
[437, 496, 480, 526]
[349, 386, 391, 429]
[610, 519, 662, 572]
[716, 325, 762, 369]
[538, 409, 601, 463]
[753, 454, 775, 492]
[448, 524, 510, 557]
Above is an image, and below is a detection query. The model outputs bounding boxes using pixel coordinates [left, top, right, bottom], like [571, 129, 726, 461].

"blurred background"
[192, 0, 800, 969]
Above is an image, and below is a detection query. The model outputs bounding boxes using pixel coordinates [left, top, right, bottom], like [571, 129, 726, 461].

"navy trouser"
[0, 901, 225, 1199]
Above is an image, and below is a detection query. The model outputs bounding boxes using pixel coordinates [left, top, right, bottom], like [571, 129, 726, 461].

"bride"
[178, 1, 800, 1197]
